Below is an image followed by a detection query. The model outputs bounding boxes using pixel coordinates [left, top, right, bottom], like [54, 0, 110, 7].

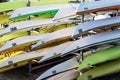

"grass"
[31, 0, 69, 5]
[0, 0, 90, 22]
[0, 0, 69, 12]
[0, 1, 27, 12]
[0, 0, 91, 12]
[78, 45, 120, 71]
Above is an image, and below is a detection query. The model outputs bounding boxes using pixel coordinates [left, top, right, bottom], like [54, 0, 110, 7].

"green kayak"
[77, 59, 120, 80]
[78, 45, 120, 71]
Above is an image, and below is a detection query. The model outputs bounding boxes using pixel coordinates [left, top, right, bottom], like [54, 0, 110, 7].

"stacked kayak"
[0, 0, 120, 80]
[36, 0, 120, 80]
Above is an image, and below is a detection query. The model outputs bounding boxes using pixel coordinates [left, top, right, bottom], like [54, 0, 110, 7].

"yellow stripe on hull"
[0, 51, 24, 64]
[0, 31, 39, 44]
[0, 57, 41, 73]
[0, 24, 75, 44]
[0, 15, 54, 24]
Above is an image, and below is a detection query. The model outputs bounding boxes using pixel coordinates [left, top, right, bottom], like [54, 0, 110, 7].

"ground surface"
[0, 65, 50, 80]
[1, 67, 120, 80]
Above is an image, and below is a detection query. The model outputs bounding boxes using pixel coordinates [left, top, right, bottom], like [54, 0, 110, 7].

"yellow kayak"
[0, 51, 24, 64]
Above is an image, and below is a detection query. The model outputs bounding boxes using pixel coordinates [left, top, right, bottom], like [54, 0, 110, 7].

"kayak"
[77, 59, 120, 80]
